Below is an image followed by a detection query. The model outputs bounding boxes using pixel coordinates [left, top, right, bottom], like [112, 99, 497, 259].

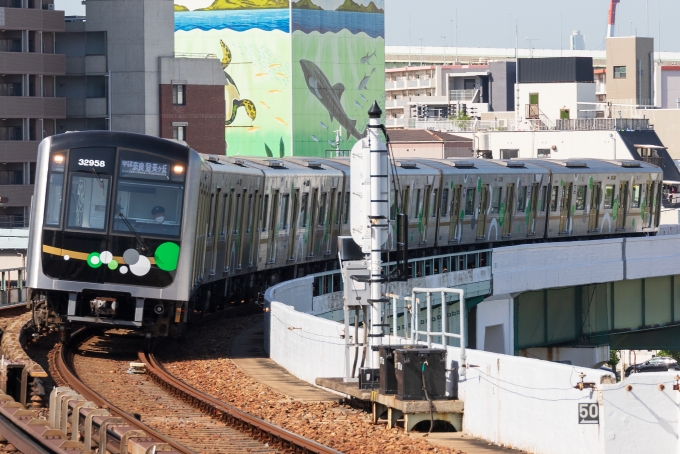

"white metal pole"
[367, 102, 387, 365]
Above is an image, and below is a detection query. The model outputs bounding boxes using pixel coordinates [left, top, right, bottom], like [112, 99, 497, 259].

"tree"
[657, 350, 680, 362]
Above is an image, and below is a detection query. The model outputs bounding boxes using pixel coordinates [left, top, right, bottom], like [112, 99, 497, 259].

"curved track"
[51, 328, 339, 454]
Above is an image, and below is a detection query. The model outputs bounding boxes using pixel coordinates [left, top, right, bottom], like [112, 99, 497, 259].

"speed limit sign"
[578, 403, 599, 424]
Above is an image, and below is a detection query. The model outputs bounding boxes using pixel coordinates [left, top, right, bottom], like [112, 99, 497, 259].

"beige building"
[0, 0, 66, 227]
[605, 37, 654, 106]
[386, 129, 472, 159]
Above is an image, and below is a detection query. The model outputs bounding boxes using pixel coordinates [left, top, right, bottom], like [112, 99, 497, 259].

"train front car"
[27, 131, 200, 338]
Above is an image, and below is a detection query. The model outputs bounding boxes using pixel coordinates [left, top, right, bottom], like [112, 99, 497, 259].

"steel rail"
[141, 350, 343, 454]
[0, 408, 53, 454]
[50, 329, 194, 454]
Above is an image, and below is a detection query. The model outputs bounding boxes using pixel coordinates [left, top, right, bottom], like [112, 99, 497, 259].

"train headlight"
[53, 154, 64, 164]
[51, 154, 65, 172]
[170, 164, 185, 182]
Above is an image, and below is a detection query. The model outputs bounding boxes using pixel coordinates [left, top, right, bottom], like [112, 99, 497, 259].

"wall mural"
[174, 0, 384, 157]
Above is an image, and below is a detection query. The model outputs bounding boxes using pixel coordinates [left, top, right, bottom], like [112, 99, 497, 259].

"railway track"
[49, 327, 340, 454]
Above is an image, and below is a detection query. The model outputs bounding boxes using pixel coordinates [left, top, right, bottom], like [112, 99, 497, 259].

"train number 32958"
[78, 159, 105, 167]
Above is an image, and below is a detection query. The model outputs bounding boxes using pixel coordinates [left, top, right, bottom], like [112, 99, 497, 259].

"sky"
[55, 0, 680, 52]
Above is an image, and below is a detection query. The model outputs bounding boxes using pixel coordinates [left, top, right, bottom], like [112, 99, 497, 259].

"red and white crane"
[607, 0, 621, 37]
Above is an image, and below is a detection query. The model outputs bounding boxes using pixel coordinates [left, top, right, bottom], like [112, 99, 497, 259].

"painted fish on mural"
[221, 40, 257, 126]
[360, 49, 376, 64]
[320, 122, 328, 129]
[358, 68, 376, 91]
[299, 59, 365, 141]
[354, 100, 363, 108]
[311, 135, 320, 142]
[359, 94, 368, 102]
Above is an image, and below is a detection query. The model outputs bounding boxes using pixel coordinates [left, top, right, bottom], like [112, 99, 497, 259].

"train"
[26, 131, 663, 337]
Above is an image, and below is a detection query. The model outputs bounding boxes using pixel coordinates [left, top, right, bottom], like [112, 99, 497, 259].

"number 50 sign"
[578, 403, 599, 424]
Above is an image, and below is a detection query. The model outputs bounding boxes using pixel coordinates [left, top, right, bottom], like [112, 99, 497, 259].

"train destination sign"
[120, 160, 170, 180]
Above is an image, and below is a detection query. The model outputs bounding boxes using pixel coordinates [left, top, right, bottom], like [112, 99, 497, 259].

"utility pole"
[408, 16, 411, 66]
[419, 38, 424, 66]
[441, 35, 447, 65]
[526, 37, 539, 58]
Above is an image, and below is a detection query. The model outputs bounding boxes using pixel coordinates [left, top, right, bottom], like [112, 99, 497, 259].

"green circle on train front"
[155, 242, 180, 272]
[87, 252, 102, 268]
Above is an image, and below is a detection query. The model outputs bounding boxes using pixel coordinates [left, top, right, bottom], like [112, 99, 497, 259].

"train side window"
[261, 194, 269, 231]
[604, 185, 615, 209]
[222, 192, 231, 235]
[491, 187, 501, 214]
[335, 191, 341, 224]
[318, 193, 327, 226]
[414, 189, 421, 218]
[631, 185, 641, 208]
[464, 188, 475, 216]
[550, 186, 558, 212]
[441, 189, 449, 217]
[300, 193, 309, 227]
[343, 192, 350, 224]
[45, 172, 65, 227]
[401, 187, 410, 218]
[280, 194, 290, 230]
[390, 189, 397, 220]
[207, 193, 215, 238]
[517, 186, 527, 212]
[232, 193, 242, 234]
[575, 185, 587, 210]
[431, 189, 438, 217]
[540, 186, 547, 211]
[246, 194, 254, 233]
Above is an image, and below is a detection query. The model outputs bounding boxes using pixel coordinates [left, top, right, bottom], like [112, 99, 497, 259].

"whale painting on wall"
[292, 0, 385, 157]
[174, 0, 384, 157]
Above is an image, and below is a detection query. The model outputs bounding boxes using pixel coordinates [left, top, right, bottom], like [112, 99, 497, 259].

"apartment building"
[0, 0, 66, 227]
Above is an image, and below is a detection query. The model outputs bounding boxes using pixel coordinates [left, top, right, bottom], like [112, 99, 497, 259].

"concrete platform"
[229, 322, 340, 403]
[315, 377, 463, 432]
[410, 433, 528, 453]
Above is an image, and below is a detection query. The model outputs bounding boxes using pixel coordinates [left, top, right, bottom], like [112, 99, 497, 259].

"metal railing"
[0, 215, 28, 228]
[0, 267, 27, 306]
[173, 53, 218, 59]
[642, 156, 665, 167]
[555, 118, 652, 131]
[449, 89, 476, 101]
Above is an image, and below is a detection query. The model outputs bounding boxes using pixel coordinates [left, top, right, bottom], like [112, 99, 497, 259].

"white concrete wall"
[492, 239, 624, 295]
[624, 233, 680, 279]
[475, 295, 514, 355]
[487, 130, 632, 161]
[518, 82, 596, 123]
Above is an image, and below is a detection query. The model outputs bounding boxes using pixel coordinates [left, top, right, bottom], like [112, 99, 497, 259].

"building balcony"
[0, 185, 33, 207]
[449, 89, 477, 102]
[0, 7, 65, 32]
[0, 52, 65, 75]
[66, 97, 107, 117]
[385, 98, 407, 109]
[386, 118, 406, 128]
[0, 141, 39, 162]
[0, 96, 65, 118]
[65, 55, 107, 74]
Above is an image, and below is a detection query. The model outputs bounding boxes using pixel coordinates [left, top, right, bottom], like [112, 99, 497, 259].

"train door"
[448, 185, 461, 242]
[308, 189, 318, 257]
[223, 190, 233, 271]
[267, 190, 279, 263]
[559, 183, 573, 234]
[616, 181, 629, 230]
[644, 181, 660, 228]
[326, 188, 337, 255]
[527, 183, 539, 236]
[655, 182, 663, 227]
[502, 183, 515, 237]
[421, 185, 431, 244]
[588, 182, 601, 232]
[288, 189, 299, 260]
[476, 184, 489, 240]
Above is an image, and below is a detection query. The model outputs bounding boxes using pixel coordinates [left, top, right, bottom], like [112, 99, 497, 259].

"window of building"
[613, 66, 626, 79]
[172, 124, 186, 141]
[172, 84, 186, 105]
[575, 185, 587, 210]
[537, 149, 551, 158]
[501, 149, 519, 159]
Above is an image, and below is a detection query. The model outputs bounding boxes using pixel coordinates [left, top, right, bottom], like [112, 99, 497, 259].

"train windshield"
[111, 149, 184, 238]
[66, 174, 111, 231]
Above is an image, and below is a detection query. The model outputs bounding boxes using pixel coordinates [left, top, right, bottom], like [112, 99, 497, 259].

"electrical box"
[377, 344, 427, 395]
[340, 259, 371, 307]
[395, 348, 447, 401]
[359, 367, 380, 390]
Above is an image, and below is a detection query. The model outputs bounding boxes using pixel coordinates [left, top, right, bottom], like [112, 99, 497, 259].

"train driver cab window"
[604, 185, 615, 209]
[491, 187, 501, 213]
[67, 174, 110, 231]
[576, 185, 587, 210]
[464, 188, 475, 216]
[631, 185, 641, 208]
[550, 186, 559, 212]
[517, 186, 527, 212]
[113, 150, 185, 238]
[45, 152, 66, 227]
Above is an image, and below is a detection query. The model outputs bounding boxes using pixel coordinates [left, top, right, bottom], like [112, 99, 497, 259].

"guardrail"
[0, 267, 26, 307]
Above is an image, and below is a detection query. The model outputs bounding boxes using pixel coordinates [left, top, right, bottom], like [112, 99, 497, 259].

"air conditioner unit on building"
[47, 4, 54, 9]
[498, 119, 507, 127]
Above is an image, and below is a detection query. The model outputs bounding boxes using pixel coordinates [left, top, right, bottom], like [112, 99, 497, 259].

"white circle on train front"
[91, 255, 100, 265]
[64, 255, 69, 260]
[100, 251, 113, 264]
[123, 249, 139, 265]
[120, 266, 128, 274]
[129, 255, 150, 276]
